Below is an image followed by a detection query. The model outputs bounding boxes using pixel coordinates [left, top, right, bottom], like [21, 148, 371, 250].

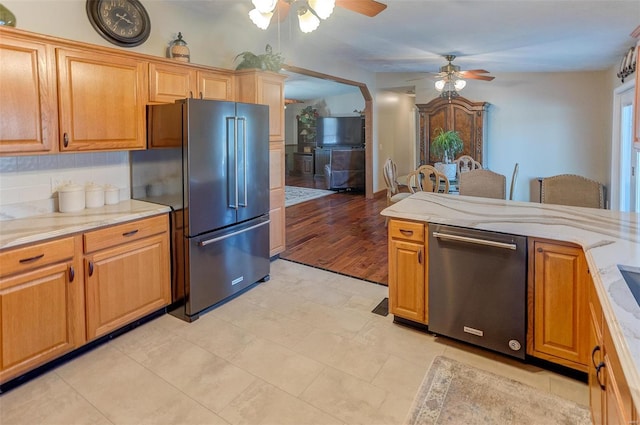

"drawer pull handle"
[591, 345, 601, 367]
[418, 248, 422, 264]
[69, 265, 75, 282]
[399, 229, 414, 236]
[63, 133, 69, 148]
[88, 261, 94, 277]
[595, 361, 606, 390]
[122, 229, 139, 237]
[19, 253, 44, 264]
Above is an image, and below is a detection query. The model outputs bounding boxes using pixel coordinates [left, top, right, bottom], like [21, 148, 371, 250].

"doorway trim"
[282, 64, 374, 199]
[610, 78, 635, 210]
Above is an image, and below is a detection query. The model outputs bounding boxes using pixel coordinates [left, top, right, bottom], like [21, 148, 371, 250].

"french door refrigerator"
[131, 98, 270, 322]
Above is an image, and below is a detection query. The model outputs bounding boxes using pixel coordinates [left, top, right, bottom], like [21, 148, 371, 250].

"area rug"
[405, 356, 591, 425]
[285, 186, 334, 207]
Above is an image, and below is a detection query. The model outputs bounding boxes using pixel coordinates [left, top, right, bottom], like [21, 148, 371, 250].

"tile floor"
[0, 259, 588, 425]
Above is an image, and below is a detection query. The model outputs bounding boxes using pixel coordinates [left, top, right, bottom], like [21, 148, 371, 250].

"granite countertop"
[381, 192, 640, 407]
[0, 200, 171, 250]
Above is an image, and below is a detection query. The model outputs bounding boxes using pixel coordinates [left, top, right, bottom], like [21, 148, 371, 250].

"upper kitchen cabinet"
[0, 31, 58, 154]
[235, 70, 286, 141]
[148, 61, 234, 103]
[57, 48, 147, 151]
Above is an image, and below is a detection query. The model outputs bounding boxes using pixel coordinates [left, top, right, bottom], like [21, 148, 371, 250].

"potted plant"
[431, 128, 464, 180]
[234, 44, 284, 72]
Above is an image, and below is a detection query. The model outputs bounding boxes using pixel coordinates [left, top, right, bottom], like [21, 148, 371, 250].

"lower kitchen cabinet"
[84, 215, 170, 340]
[589, 278, 637, 424]
[0, 236, 85, 383]
[388, 219, 427, 324]
[528, 238, 589, 371]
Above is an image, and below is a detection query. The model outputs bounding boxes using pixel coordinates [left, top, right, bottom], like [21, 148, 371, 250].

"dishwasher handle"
[432, 231, 517, 251]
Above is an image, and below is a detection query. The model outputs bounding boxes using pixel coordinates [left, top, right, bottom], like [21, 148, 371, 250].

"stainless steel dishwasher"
[428, 224, 527, 359]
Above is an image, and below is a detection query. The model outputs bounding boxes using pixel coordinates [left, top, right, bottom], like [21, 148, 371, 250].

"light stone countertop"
[0, 200, 171, 250]
[381, 192, 640, 407]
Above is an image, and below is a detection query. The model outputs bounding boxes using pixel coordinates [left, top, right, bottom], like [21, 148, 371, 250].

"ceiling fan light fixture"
[298, 7, 320, 33]
[249, 8, 274, 29]
[252, 0, 278, 13]
[454, 79, 466, 91]
[435, 80, 446, 92]
[308, 0, 335, 19]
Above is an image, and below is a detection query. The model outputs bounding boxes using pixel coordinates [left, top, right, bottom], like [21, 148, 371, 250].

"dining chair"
[540, 174, 605, 208]
[410, 165, 450, 194]
[383, 158, 411, 225]
[509, 163, 519, 201]
[459, 169, 506, 199]
[454, 155, 482, 180]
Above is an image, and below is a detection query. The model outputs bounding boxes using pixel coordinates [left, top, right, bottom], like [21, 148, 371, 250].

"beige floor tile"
[376, 392, 416, 425]
[287, 300, 372, 337]
[371, 354, 432, 398]
[229, 337, 325, 397]
[220, 380, 343, 425]
[55, 345, 226, 425]
[300, 367, 388, 425]
[124, 336, 257, 413]
[549, 373, 589, 406]
[0, 372, 111, 425]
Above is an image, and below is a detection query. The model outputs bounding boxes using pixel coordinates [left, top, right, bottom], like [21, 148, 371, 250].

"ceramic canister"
[58, 183, 85, 212]
[85, 183, 105, 208]
[104, 185, 119, 205]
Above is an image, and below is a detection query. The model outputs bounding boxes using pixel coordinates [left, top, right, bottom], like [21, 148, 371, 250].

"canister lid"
[58, 183, 83, 193]
[85, 183, 103, 192]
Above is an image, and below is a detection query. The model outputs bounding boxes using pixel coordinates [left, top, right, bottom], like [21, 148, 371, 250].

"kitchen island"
[381, 192, 640, 418]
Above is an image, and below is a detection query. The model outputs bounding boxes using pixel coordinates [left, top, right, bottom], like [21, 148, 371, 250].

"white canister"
[104, 185, 120, 205]
[58, 183, 85, 212]
[85, 183, 105, 208]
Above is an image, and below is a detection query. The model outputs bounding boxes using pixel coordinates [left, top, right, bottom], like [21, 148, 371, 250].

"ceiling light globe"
[249, 8, 273, 29]
[309, 0, 335, 20]
[434, 80, 446, 92]
[298, 9, 320, 33]
[454, 79, 466, 90]
[252, 0, 277, 13]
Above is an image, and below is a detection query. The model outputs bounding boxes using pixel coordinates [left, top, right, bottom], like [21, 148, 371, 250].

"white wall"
[378, 71, 613, 202]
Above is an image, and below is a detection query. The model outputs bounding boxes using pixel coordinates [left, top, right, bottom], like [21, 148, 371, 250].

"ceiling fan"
[433, 55, 495, 82]
[250, 0, 387, 33]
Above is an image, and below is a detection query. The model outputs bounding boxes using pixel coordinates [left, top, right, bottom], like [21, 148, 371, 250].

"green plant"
[431, 128, 463, 163]
[297, 106, 318, 139]
[234, 44, 284, 72]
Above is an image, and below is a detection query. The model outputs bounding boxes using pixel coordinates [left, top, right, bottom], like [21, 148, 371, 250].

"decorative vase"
[0, 4, 16, 26]
[168, 32, 190, 63]
[435, 162, 457, 181]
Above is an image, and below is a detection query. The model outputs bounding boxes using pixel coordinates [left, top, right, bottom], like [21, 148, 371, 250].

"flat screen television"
[316, 116, 363, 148]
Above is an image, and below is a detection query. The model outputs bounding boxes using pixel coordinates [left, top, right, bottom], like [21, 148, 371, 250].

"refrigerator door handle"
[237, 117, 248, 208]
[197, 219, 271, 247]
[227, 116, 238, 210]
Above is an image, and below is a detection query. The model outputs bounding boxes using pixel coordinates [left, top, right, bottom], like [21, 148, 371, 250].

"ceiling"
[181, 1, 639, 100]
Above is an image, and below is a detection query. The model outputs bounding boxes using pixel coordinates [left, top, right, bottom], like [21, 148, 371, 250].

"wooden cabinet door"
[530, 239, 589, 370]
[0, 34, 57, 154]
[269, 142, 285, 256]
[589, 311, 605, 424]
[235, 70, 286, 141]
[56, 48, 146, 151]
[388, 220, 426, 324]
[85, 233, 170, 340]
[198, 70, 234, 101]
[148, 61, 196, 103]
[0, 260, 84, 383]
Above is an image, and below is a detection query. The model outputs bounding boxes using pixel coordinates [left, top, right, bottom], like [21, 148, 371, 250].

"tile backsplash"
[0, 152, 130, 219]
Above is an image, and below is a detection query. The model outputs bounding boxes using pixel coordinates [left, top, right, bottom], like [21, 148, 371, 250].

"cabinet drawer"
[389, 220, 424, 243]
[84, 214, 168, 253]
[0, 237, 75, 278]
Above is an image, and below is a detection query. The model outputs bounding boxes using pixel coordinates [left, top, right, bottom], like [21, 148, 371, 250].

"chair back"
[459, 169, 506, 199]
[541, 174, 605, 208]
[454, 155, 482, 180]
[412, 165, 450, 194]
[509, 163, 519, 201]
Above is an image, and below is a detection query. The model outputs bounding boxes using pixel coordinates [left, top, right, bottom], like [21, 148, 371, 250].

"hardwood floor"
[282, 175, 389, 285]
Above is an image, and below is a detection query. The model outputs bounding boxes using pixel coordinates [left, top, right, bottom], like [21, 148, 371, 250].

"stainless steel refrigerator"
[131, 99, 270, 322]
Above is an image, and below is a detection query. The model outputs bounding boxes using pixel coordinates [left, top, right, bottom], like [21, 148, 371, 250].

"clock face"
[86, 0, 150, 47]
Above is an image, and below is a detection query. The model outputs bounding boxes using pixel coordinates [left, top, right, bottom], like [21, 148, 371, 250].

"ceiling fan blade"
[276, 0, 291, 22]
[460, 69, 491, 74]
[463, 74, 495, 81]
[335, 0, 387, 17]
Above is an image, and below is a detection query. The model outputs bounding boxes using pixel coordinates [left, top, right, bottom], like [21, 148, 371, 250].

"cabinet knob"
[63, 133, 69, 148]
[536, 247, 543, 253]
[88, 261, 94, 277]
[69, 265, 75, 282]
[418, 248, 422, 264]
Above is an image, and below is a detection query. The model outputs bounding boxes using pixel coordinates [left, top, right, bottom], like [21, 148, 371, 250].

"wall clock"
[86, 0, 150, 47]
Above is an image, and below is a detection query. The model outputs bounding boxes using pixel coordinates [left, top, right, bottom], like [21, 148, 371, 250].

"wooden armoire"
[416, 96, 489, 166]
